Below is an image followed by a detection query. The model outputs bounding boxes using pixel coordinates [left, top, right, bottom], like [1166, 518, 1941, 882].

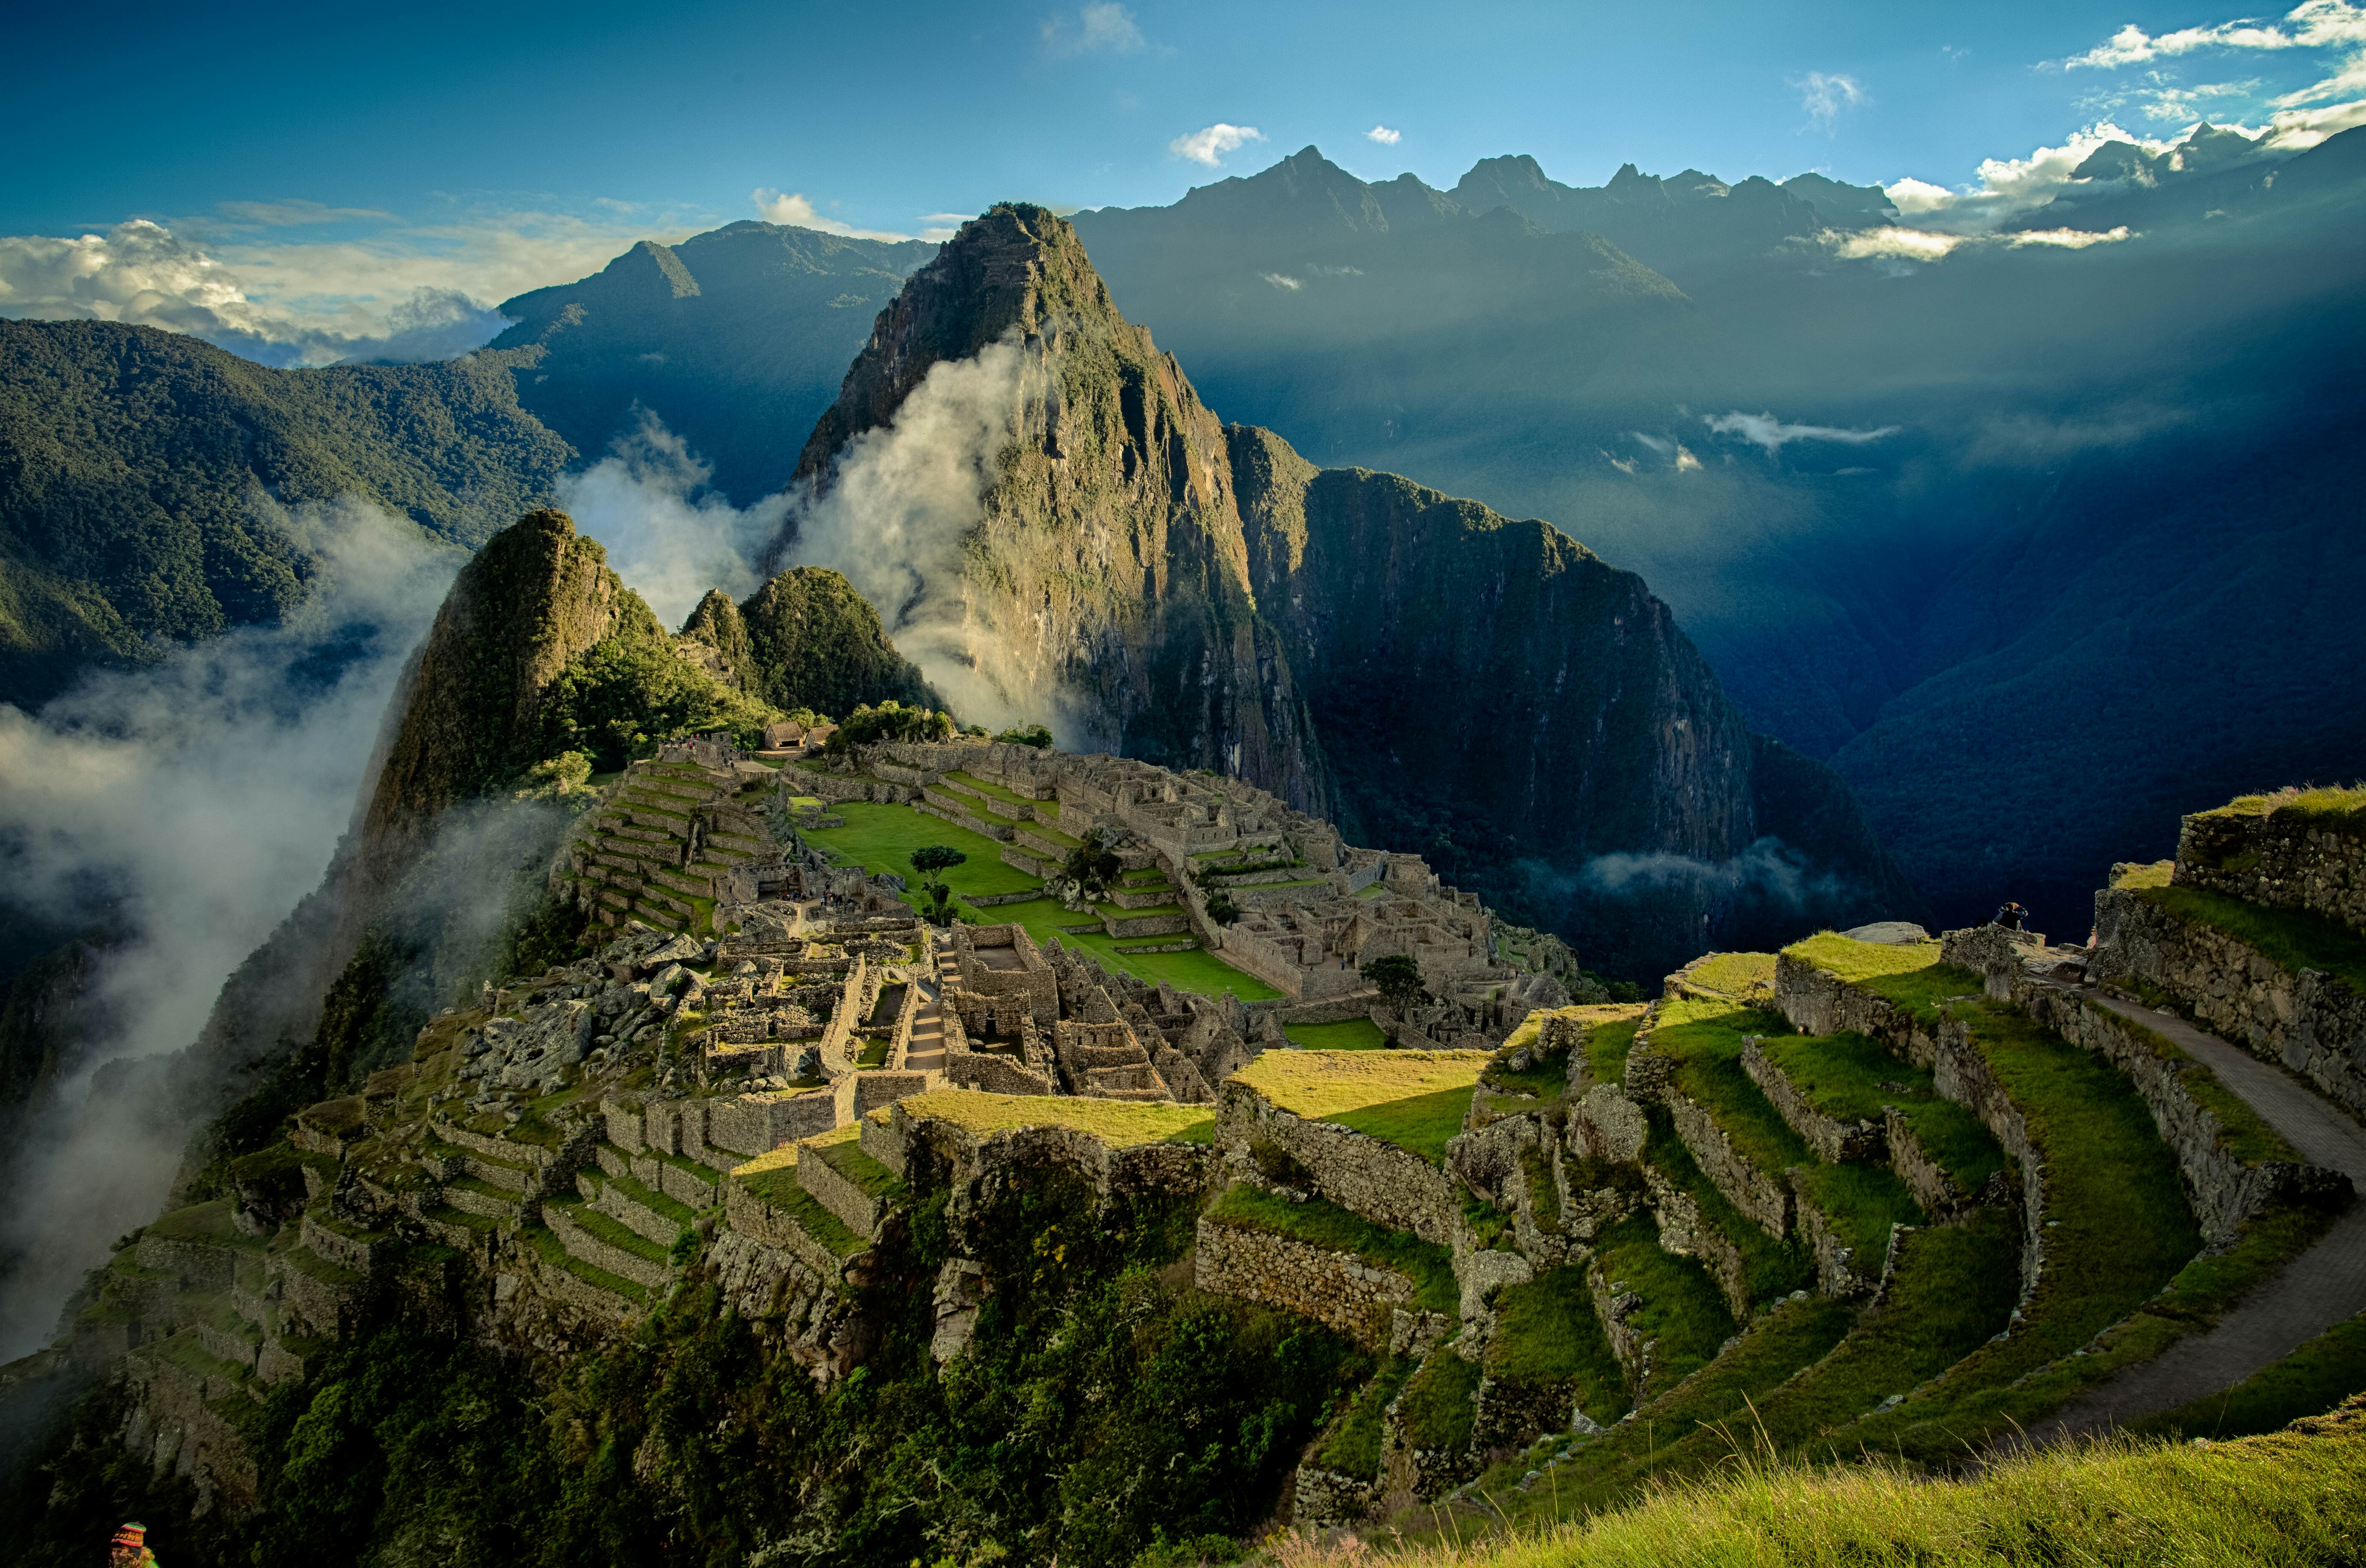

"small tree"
[995, 723, 1054, 750]
[1203, 889, 1242, 926]
[909, 845, 967, 924]
[1360, 954, 1429, 1018]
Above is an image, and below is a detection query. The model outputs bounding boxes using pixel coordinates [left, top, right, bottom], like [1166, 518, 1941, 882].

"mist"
[561, 413, 791, 628]
[0, 498, 458, 1359]
[784, 335, 1038, 730]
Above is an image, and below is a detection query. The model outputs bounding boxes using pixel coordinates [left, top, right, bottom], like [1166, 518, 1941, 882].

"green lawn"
[1648, 999, 1812, 1177]
[1284, 1018, 1389, 1051]
[800, 801, 1045, 899]
[1234, 1049, 1485, 1164]
[2134, 881, 2366, 995]
[1396, 1351, 1483, 1451]
[1792, 1161, 1926, 1263]
[1591, 1214, 1737, 1390]
[1486, 1264, 1632, 1426]
[1642, 1111, 1813, 1305]
[1757, 1031, 2009, 1197]
[942, 770, 1046, 812]
[986, 896, 1282, 1000]
[1587, 1016, 1644, 1086]
[1315, 1357, 1416, 1479]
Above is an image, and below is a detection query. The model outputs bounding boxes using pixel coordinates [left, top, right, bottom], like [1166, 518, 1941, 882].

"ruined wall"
[2095, 885, 2366, 1118]
[1193, 1217, 1416, 1347]
[1742, 1036, 1885, 1163]
[2177, 809, 2366, 935]
[1215, 1087, 1463, 1244]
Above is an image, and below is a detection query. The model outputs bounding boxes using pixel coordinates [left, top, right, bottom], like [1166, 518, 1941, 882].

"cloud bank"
[0, 499, 459, 1357]
[560, 414, 791, 629]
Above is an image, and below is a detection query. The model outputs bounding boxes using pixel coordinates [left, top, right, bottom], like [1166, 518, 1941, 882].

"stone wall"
[2095, 885, 2366, 1118]
[1470, 1373, 1576, 1455]
[2177, 807, 2366, 935]
[1640, 1164, 1753, 1319]
[721, 1177, 854, 1283]
[2009, 977, 2348, 1239]
[1293, 1466, 1375, 1529]
[1925, 1013, 2050, 1312]
[546, 1205, 670, 1291]
[944, 1049, 1057, 1096]
[1216, 1086, 1464, 1245]
[1660, 1090, 1791, 1241]
[1742, 1037, 1885, 1162]
[123, 1351, 259, 1513]
[1194, 1217, 1416, 1346]
[1795, 1198, 1882, 1298]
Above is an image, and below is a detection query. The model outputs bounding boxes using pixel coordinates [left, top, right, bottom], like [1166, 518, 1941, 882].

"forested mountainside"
[487, 223, 938, 503]
[0, 321, 572, 711]
[1069, 129, 2366, 932]
[779, 204, 1918, 974]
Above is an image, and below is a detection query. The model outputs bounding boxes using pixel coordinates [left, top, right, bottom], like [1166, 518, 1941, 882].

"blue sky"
[4, 0, 2361, 361]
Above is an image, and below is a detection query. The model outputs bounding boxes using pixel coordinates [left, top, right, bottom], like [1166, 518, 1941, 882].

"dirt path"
[2034, 988, 2366, 1441]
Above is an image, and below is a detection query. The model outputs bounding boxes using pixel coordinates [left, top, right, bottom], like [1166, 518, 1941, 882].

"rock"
[1842, 921, 1933, 945]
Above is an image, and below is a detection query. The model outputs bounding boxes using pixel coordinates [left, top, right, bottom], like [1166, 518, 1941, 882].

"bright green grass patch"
[893, 1088, 1214, 1147]
[802, 801, 1044, 899]
[1683, 951, 1775, 997]
[1327, 1088, 1474, 1167]
[942, 769, 1040, 809]
[1316, 1356, 1416, 1479]
[1587, 1016, 1644, 1087]
[425, 1204, 499, 1236]
[2114, 859, 2174, 890]
[1487, 1265, 1632, 1424]
[523, 1223, 650, 1305]
[605, 1171, 694, 1226]
[2133, 1308, 2366, 1440]
[986, 896, 1282, 999]
[1756, 1032, 2009, 1196]
[809, 1128, 905, 1199]
[1642, 1112, 1814, 1305]
[1782, 931, 1945, 984]
[1206, 1183, 1457, 1313]
[1650, 1000, 1811, 1177]
[1397, 1351, 1484, 1452]
[2198, 782, 2366, 831]
[2135, 882, 2366, 995]
[551, 1198, 670, 1263]
[1593, 1214, 1737, 1389]
[1792, 1161, 1925, 1264]
[1234, 1049, 1484, 1165]
[728, 1166, 866, 1258]
[1285, 1017, 1390, 1051]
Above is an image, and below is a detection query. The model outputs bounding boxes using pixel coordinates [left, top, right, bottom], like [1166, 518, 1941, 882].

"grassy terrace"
[551, 1197, 671, 1264]
[1232, 1049, 1487, 1165]
[602, 1170, 697, 1228]
[1791, 1160, 1925, 1263]
[1649, 998, 1813, 1177]
[726, 1152, 867, 1259]
[1486, 1264, 1632, 1425]
[889, 1088, 1214, 1146]
[1397, 1351, 1484, 1451]
[1642, 1111, 1813, 1304]
[1282, 1017, 1389, 1051]
[1207, 1184, 1457, 1313]
[2128, 876, 2366, 995]
[1682, 951, 1775, 998]
[990, 896, 1282, 999]
[1783, 932, 1977, 1025]
[2196, 782, 2366, 832]
[1758, 1031, 2009, 1196]
[1315, 1356, 1416, 1480]
[803, 1123, 906, 1198]
[523, 1223, 650, 1306]
[942, 769, 1051, 813]
[1592, 1214, 1737, 1389]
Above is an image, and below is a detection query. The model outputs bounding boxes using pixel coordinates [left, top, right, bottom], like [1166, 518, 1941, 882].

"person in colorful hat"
[109, 1522, 158, 1566]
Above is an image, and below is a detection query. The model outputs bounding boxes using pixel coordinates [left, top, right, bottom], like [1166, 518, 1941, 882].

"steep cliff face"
[782, 205, 1917, 974]
[356, 508, 628, 888]
[779, 204, 1332, 811]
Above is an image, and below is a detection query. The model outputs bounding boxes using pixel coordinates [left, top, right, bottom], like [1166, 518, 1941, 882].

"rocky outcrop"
[683, 567, 936, 718]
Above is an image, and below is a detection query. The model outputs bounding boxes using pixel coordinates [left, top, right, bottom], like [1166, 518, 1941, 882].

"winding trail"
[2034, 988, 2366, 1440]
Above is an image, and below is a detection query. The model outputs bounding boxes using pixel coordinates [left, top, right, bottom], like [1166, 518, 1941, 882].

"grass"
[988, 896, 1283, 1000]
[942, 769, 1043, 811]
[1682, 951, 1775, 998]
[1642, 1111, 1814, 1305]
[1756, 1030, 2011, 1196]
[523, 1223, 650, 1306]
[1397, 1351, 1484, 1452]
[1791, 1161, 1925, 1264]
[2197, 781, 2366, 831]
[2133, 881, 2366, 995]
[891, 1088, 1214, 1147]
[550, 1197, 671, 1264]
[1649, 999, 1812, 1179]
[1206, 1183, 1457, 1313]
[801, 801, 1045, 899]
[2133, 1309, 2366, 1440]
[2098, 1004, 2302, 1164]
[1284, 1017, 1390, 1051]
[1592, 1214, 1737, 1389]
[603, 1171, 695, 1226]
[2115, 858, 2175, 890]
[728, 1164, 866, 1259]
[1234, 1048, 1487, 1166]
[805, 1124, 906, 1199]
[1314, 1356, 1416, 1479]
[1486, 1264, 1632, 1425]
[1586, 1016, 1644, 1087]
[424, 1204, 499, 1236]
[1782, 933, 1981, 1026]
[1357, 1390, 2366, 1568]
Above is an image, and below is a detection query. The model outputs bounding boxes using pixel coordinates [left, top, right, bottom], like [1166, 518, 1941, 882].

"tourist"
[1993, 900, 2028, 930]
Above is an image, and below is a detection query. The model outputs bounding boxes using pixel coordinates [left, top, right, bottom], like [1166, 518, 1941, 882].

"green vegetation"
[1323, 1085, 1473, 1166]
[993, 723, 1055, 749]
[2135, 1310, 2366, 1440]
[1648, 999, 1812, 1177]
[1360, 953, 1431, 1016]
[1397, 1351, 1484, 1451]
[1792, 1161, 1924, 1263]
[806, 1125, 907, 1200]
[1591, 1214, 1736, 1387]
[825, 699, 954, 752]
[2133, 880, 2366, 995]
[550, 1198, 670, 1266]
[732, 566, 936, 720]
[989, 895, 1284, 999]
[522, 1222, 650, 1304]
[2197, 782, 2366, 832]
[1314, 1356, 1416, 1478]
[801, 801, 1040, 900]
[1680, 951, 1775, 998]
[893, 1089, 1214, 1147]
[1485, 1265, 1631, 1424]
[2101, 1005, 2301, 1164]
[1641, 1112, 1813, 1305]
[1781, 933, 1979, 1025]
[1758, 1030, 2010, 1196]
[1586, 1015, 1644, 1086]
[727, 1162, 866, 1259]
[1283, 1017, 1390, 1051]
[1206, 1184, 1457, 1314]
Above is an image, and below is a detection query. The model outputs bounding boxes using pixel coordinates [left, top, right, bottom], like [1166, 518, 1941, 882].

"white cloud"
[2263, 94, 2366, 142]
[1704, 411, 1901, 454]
[2141, 78, 2265, 120]
[1674, 445, 1703, 472]
[1261, 272, 1302, 290]
[750, 189, 918, 242]
[2009, 225, 2138, 247]
[1041, 2, 1146, 57]
[1366, 125, 1402, 145]
[561, 413, 790, 629]
[2063, 2, 2366, 68]
[1792, 71, 1868, 129]
[1876, 122, 2176, 230]
[1170, 122, 1266, 166]
[1829, 223, 2134, 261]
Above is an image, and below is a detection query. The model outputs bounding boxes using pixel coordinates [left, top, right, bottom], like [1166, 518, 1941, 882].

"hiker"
[1993, 900, 2027, 930]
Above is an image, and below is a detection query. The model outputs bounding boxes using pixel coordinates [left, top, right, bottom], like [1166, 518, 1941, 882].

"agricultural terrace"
[1233, 1049, 1488, 1164]
[889, 1089, 1216, 1146]
[797, 799, 1281, 998]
